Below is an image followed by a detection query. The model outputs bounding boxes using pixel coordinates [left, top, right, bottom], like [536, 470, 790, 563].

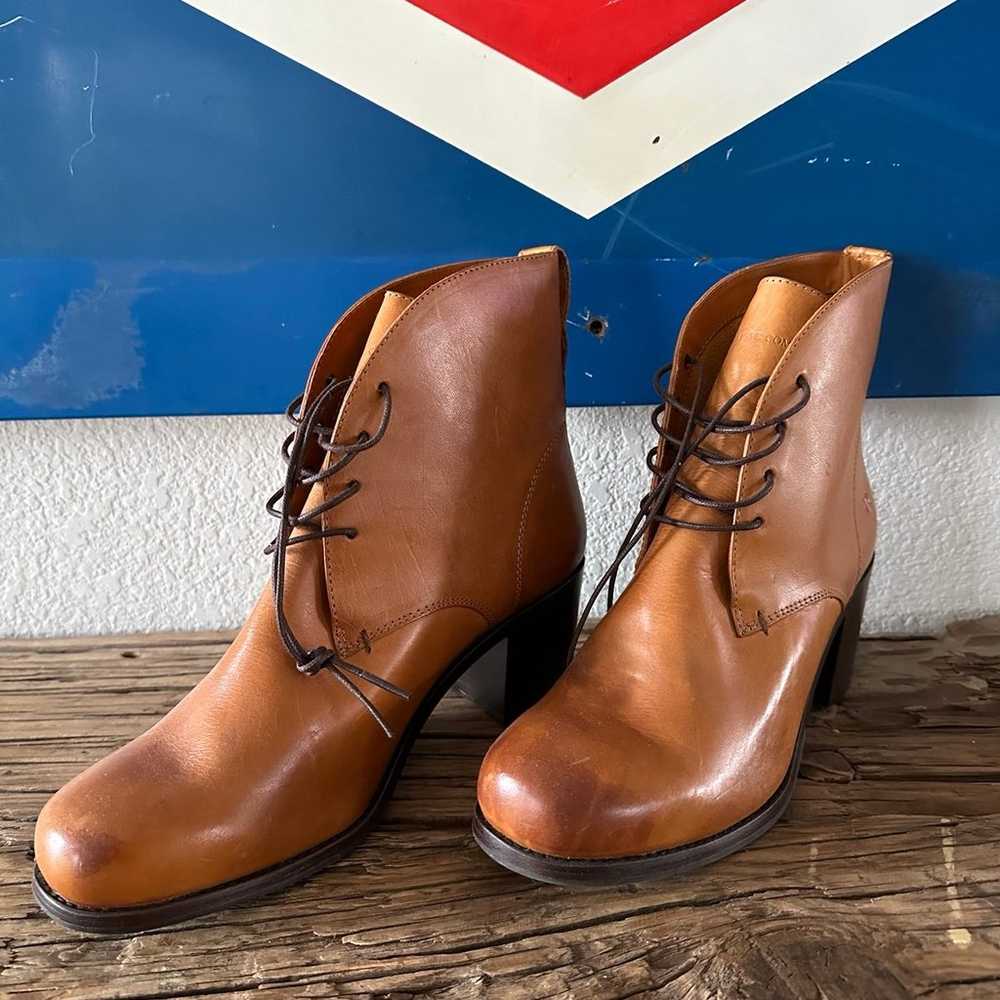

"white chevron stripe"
[182, 0, 957, 218]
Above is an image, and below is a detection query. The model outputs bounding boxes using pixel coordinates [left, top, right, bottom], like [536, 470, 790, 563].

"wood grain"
[1, 620, 998, 999]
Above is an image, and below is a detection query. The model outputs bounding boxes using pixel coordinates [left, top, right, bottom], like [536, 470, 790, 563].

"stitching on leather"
[514, 427, 561, 607]
[733, 602, 748, 633]
[737, 589, 846, 636]
[768, 589, 845, 620]
[756, 277, 830, 300]
[324, 252, 555, 633]
[338, 598, 493, 656]
[730, 262, 888, 623]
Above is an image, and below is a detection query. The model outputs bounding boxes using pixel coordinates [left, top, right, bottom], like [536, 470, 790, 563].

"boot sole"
[472, 558, 873, 887]
[32, 561, 584, 934]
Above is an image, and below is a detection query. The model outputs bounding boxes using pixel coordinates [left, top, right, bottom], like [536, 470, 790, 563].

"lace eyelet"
[752, 515, 765, 529]
[796, 373, 809, 390]
[377, 381, 389, 393]
[347, 528, 359, 540]
[683, 353, 697, 369]
[765, 468, 775, 484]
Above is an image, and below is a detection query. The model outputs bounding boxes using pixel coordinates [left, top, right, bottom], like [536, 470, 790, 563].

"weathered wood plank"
[0, 619, 998, 999]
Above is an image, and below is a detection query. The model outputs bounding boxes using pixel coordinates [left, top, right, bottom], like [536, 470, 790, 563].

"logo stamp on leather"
[745, 329, 791, 349]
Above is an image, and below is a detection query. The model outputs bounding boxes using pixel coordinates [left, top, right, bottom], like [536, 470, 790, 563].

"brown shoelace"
[574, 356, 811, 646]
[266, 376, 409, 737]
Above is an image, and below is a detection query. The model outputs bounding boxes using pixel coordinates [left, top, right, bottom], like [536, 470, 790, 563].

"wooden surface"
[1, 620, 999, 1000]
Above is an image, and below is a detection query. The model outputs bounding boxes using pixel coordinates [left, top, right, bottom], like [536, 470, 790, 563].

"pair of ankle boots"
[33, 245, 892, 932]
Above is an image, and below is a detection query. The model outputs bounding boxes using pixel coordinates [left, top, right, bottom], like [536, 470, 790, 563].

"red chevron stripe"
[407, 0, 746, 97]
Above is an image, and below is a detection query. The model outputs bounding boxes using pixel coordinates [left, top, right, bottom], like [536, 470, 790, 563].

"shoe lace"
[265, 376, 409, 737]
[573, 356, 811, 646]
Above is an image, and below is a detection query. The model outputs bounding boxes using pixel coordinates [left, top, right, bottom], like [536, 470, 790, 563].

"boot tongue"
[704, 277, 827, 423]
[670, 277, 827, 516]
[355, 290, 413, 377]
[294, 290, 413, 541]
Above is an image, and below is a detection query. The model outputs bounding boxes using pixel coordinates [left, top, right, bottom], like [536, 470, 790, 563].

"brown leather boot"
[33, 248, 585, 931]
[474, 247, 892, 885]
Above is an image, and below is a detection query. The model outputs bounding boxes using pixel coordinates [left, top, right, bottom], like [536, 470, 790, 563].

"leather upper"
[729, 256, 888, 633]
[324, 255, 582, 650]
[34, 250, 585, 908]
[477, 247, 891, 860]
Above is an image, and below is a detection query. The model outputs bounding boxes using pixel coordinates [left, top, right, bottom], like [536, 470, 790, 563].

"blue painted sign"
[0, 0, 996, 419]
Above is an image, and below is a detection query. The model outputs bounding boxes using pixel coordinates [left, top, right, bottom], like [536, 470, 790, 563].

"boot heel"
[812, 558, 873, 708]
[457, 563, 583, 725]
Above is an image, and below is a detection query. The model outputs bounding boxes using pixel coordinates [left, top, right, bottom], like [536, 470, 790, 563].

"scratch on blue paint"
[614, 210, 726, 275]
[746, 141, 836, 176]
[601, 191, 639, 261]
[68, 48, 99, 176]
[826, 79, 1000, 149]
[0, 14, 32, 31]
[1, 13, 100, 175]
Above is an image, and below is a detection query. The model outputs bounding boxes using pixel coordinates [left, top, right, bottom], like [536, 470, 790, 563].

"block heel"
[812, 557, 873, 709]
[457, 563, 583, 724]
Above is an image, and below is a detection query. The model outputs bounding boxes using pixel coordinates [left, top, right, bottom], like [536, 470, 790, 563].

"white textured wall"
[1, 398, 998, 638]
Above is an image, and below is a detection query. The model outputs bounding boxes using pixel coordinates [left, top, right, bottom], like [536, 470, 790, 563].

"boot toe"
[477, 699, 687, 860]
[33, 734, 209, 910]
[34, 772, 139, 909]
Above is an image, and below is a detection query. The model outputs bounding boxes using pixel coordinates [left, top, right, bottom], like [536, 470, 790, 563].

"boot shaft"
[303, 250, 585, 651]
[658, 247, 891, 634]
[729, 248, 890, 633]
